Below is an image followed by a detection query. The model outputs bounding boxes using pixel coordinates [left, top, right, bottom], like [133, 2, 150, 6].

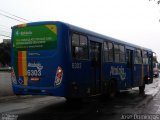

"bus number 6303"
[72, 63, 82, 69]
[27, 70, 41, 77]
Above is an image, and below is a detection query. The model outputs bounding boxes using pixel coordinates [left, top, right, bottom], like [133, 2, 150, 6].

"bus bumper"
[12, 85, 65, 96]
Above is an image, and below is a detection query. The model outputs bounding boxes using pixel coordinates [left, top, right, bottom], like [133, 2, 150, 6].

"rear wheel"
[108, 80, 118, 98]
[139, 84, 145, 95]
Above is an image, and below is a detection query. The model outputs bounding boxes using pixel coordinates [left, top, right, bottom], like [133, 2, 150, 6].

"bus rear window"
[12, 24, 57, 51]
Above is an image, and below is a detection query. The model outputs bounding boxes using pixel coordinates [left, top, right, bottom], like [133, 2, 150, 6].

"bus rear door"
[126, 49, 134, 87]
[90, 41, 102, 95]
[133, 49, 143, 87]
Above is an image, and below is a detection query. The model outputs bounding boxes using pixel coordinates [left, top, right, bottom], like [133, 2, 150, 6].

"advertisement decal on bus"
[13, 24, 58, 86]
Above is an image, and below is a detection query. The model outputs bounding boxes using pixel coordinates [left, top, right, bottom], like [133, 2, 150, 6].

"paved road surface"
[0, 77, 159, 120]
[0, 91, 157, 119]
[138, 83, 160, 120]
[0, 72, 13, 96]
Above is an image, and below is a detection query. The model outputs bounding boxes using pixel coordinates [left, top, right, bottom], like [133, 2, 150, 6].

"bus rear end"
[11, 22, 65, 96]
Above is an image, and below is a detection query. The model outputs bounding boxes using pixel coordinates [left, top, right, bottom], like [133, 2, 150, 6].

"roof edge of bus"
[11, 21, 153, 52]
[12, 21, 65, 28]
[66, 23, 153, 52]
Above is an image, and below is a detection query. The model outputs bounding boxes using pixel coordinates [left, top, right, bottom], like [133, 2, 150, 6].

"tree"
[149, 0, 160, 4]
[0, 42, 11, 67]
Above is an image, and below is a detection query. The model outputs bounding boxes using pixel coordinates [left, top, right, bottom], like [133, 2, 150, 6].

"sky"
[0, 0, 160, 61]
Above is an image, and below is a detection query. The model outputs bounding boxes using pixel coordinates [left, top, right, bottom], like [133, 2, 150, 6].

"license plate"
[31, 77, 40, 81]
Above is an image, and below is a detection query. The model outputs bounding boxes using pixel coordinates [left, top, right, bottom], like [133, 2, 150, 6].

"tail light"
[11, 67, 17, 84]
[54, 66, 63, 87]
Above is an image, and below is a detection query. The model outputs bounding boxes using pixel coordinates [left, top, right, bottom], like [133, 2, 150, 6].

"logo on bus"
[15, 31, 32, 37]
[110, 66, 126, 80]
[27, 63, 43, 77]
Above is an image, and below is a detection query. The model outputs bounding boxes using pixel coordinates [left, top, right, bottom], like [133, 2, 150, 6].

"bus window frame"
[142, 50, 148, 65]
[135, 49, 143, 64]
[119, 44, 126, 63]
[113, 43, 126, 63]
[71, 32, 89, 60]
[103, 41, 114, 62]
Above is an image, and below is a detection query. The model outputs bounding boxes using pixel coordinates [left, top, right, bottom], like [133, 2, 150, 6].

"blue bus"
[11, 21, 153, 99]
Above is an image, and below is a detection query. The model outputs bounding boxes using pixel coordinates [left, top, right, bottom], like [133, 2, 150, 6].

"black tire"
[108, 80, 117, 98]
[139, 85, 145, 95]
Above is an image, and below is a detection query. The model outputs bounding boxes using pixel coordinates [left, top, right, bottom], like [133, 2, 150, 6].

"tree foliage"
[0, 42, 11, 66]
[149, 0, 160, 4]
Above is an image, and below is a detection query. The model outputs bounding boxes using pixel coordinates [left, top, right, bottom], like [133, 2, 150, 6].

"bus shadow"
[17, 90, 152, 120]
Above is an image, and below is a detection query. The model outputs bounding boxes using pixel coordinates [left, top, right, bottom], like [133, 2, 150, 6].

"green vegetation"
[0, 42, 10, 67]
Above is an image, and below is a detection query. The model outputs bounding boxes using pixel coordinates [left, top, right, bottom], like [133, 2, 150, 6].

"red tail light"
[11, 67, 17, 84]
[54, 66, 63, 87]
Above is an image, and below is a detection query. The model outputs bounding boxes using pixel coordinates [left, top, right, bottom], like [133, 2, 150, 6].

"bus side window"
[104, 41, 113, 62]
[104, 42, 108, 62]
[126, 49, 131, 68]
[143, 51, 148, 64]
[72, 33, 88, 60]
[108, 42, 113, 62]
[114, 44, 120, 63]
[90, 42, 100, 67]
[119, 45, 125, 63]
[72, 33, 79, 58]
[135, 49, 142, 64]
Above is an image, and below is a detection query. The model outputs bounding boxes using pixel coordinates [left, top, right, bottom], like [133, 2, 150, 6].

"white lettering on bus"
[110, 66, 126, 80]
[27, 63, 43, 77]
[72, 63, 82, 69]
[17, 31, 32, 36]
[28, 63, 43, 70]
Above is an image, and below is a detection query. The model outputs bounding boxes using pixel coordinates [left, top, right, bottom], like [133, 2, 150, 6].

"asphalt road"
[0, 88, 157, 120]
[139, 80, 160, 120]
[0, 74, 159, 120]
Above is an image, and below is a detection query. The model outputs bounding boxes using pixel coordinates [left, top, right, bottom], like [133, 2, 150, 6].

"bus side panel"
[64, 28, 92, 98]
[126, 67, 132, 88]
[53, 23, 68, 96]
[143, 64, 148, 79]
[133, 64, 141, 87]
[104, 63, 128, 90]
[67, 60, 91, 98]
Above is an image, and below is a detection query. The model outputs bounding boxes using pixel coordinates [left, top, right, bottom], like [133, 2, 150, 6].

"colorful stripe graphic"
[18, 51, 28, 86]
